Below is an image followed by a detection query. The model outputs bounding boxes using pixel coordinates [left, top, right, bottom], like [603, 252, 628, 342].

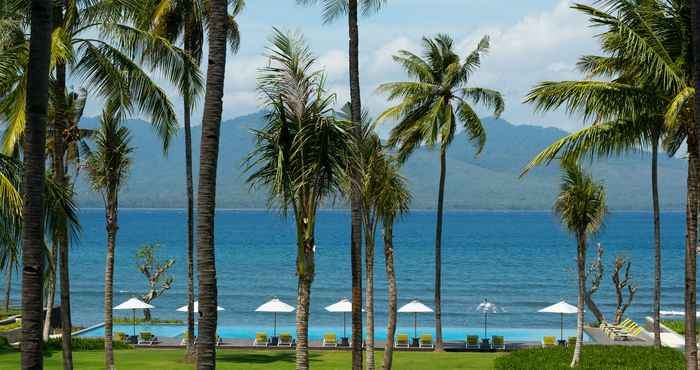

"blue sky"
[84, 0, 601, 133]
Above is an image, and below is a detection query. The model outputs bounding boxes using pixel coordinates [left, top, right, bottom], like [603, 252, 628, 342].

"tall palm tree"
[554, 161, 606, 368]
[20, 0, 52, 368]
[247, 29, 354, 370]
[377, 34, 504, 350]
[84, 106, 133, 370]
[140, 0, 242, 357]
[377, 159, 410, 370]
[194, 0, 232, 367]
[296, 2, 387, 365]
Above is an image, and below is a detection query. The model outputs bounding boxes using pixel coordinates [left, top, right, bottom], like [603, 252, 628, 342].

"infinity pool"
[75, 324, 591, 342]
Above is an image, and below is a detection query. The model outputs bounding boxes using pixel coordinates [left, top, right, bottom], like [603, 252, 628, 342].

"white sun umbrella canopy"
[538, 300, 578, 342]
[256, 298, 295, 337]
[398, 300, 433, 338]
[176, 301, 225, 313]
[476, 299, 502, 338]
[113, 298, 154, 336]
[325, 298, 360, 338]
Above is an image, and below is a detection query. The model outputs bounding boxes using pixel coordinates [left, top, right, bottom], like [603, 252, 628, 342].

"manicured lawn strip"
[0, 349, 501, 369]
[0, 309, 20, 320]
[494, 345, 684, 370]
[661, 320, 699, 335]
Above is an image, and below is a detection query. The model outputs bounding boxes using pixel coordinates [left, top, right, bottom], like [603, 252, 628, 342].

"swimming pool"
[75, 324, 591, 342]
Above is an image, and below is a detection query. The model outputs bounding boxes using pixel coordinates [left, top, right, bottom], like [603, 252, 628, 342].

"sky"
[83, 0, 602, 133]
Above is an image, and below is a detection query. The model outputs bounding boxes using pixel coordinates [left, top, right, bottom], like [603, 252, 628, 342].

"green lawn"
[0, 349, 502, 369]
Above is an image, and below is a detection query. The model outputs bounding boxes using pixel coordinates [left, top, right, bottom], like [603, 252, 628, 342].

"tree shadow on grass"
[217, 352, 323, 365]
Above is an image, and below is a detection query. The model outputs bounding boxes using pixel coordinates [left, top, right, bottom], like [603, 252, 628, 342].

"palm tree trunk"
[434, 146, 447, 351]
[195, 0, 228, 368]
[103, 197, 118, 370]
[183, 24, 196, 361]
[295, 236, 315, 370]
[382, 221, 397, 370]
[43, 240, 57, 342]
[570, 232, 586, 368]
[4, 267, 12, 311]
[685, 126, 699, 370]
[651, 139, 662, 349]
[347, 1, 364, 368]
[21, 0, 52, 367]
[364, 225, 375, 370]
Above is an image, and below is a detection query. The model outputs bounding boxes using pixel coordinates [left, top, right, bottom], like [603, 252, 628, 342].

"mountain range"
[73, 112, 687, 210]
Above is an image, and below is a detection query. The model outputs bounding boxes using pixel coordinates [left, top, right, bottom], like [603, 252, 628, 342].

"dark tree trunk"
[382, 221, 397, 370]
[347, 1, 364, 368]
[21, 0, 51, 368]
[651, 139, 662, 349]
[570, 232, 586, 368]
[103, 199, 118, 370]
[434, 146, 447, 351]
[4, 267, 11, 311]
[183, 23, 197, 361]
[364, 223, 375, 370]
[295, 237, 315, 370]
[195, 0, 228, 367]
[685, 128, 698, 370]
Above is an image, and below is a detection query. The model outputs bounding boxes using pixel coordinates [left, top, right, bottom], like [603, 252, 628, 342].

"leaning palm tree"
[139, 0, 243, 357]
[246, 29, 354, 370]
[295, 2, 387, 365]
[377, 34, 504, 350]
[377, 159, 410, 370]
[20, 0, 52, 367]
[554, 161, 606, 368]
[84, 107, 133, 370]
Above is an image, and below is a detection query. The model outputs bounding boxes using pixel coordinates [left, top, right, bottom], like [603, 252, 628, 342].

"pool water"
[76, 324, 591, 342]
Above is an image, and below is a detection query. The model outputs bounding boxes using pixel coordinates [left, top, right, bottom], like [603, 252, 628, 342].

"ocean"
[3, 209, 688, 337]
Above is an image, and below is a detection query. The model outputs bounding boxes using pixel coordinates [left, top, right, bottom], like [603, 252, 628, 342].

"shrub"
[0, 336, 11, 352]
[44, 337, 132, 352]
[0, 320, 21, 333]
[494, 345, 684, 370]
[113, 317, 183, 325]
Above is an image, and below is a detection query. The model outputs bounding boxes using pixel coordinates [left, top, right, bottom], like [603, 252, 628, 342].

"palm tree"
[84, 106, 133, 370]
[246, 29, 354, 370]
[20, 0, 52, 367]
[377, 34, 504, 350]
[140, 0, 242, 357]
[193, 0, 233, 367]
[296, 2, 387, 365]
[377, 159, 410, 370]
[554, 161, 606, 368]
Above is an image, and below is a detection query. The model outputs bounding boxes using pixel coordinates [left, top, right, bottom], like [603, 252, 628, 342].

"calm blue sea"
[2, 209, 688, 339]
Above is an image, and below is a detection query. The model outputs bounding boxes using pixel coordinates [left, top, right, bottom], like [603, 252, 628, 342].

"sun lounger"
[323, 333, 337, 347]
[466, 335, 480, 350]
[253, 332, 269, 347]
[419, 334, 434, 349]
[568, 336, 577, 347]
[613, 327, 642, 341]
[491, 336, 505, 350]
[138, 332, 159, 345]
[216, 335, 223, 347]
[395, 334, 410, 348]
[114, 332, 126, 342]
[542, 336, 556, 348]
[278, 332, 294, 347]
[180, 332, 198, 346]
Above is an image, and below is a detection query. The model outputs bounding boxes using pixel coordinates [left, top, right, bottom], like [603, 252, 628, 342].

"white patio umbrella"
[256, 298, 295, 337]
[176, 301, 225, 313]
[325, 298, 360, 338]
[398, 300, 433, 338]
[476, 299, 501, 338]
[538, 300, 578, 342]
[113, 298, 154, 336]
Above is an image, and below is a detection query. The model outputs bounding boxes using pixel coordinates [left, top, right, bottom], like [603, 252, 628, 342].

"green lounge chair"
[323, 333, 337, 347]
[613, 326, 642, 341]
[137, 332, 159, 345]
[278, 332, 293, 347]
[466, 335, 480, 350]
[568, 336, 576, 347]
[542, 336, 556, 348]
[253, 332, 268, 347]
[491, 336, 505, 350]
[419, 334, 434, 349]
[395, 334, 410, 348]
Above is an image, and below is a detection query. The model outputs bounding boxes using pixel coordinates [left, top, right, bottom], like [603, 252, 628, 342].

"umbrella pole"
[343, 312, 347, 338]
[274, 312, 277, 337]
[484, 312, 487, 338]
[132, 309, 136, 337]
[413, 313, 417, 339]
[560, 313, 563, 342]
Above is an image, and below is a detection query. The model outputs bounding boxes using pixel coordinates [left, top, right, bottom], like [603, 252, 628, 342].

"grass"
[0, 349, 501, 369]
[494, 345, 684, 370]
[114, 317, 183, 325]
[0, 320, 20, 333]
[661, 320, 699, 335]
[0, 309, 20, 320]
